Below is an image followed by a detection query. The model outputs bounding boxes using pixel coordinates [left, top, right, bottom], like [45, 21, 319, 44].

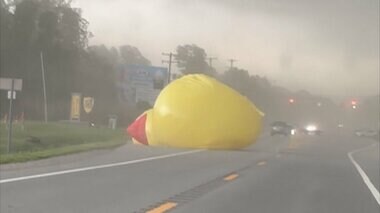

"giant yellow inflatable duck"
[127, 74, 263, 149]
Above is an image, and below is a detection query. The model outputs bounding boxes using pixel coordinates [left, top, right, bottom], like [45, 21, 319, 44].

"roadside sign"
[70, 93, 81, 121]
[7, 91, 16, 99]
[0, 78, 22, 91]
[83, 97, 94, 114]
[3, 78, 21, 153]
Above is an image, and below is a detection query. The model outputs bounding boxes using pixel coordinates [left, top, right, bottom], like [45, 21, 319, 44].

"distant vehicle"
[355, 129, 377, 137]
[300, 124, 322, 136]
[270, 121, 296, 136]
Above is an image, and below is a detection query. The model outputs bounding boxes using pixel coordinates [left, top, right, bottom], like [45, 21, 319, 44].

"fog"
[73, 0, 379, 98]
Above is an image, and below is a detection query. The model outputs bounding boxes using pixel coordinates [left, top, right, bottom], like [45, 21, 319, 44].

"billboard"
[117, 64, 168, 106]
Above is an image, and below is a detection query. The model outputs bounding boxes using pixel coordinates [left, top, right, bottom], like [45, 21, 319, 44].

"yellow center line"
[224, 173, 239, 181]
[257, 161, 267, 166]
[145, 202, 178, 213]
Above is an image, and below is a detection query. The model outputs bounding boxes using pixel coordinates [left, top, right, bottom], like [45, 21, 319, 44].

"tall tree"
[175, 44, 213, 75]
[0, 0, 91, 120]
[0, 0, 14, 76]
[119, 45, 150, 65]
[79, 45, 120, 123]
[221, 67, 251, 96]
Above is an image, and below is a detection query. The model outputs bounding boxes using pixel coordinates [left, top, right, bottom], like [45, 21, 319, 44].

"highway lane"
[0, 144, 198, 180]
[350, 141, 379, 193]
[176, 134, 379, 213]
[0, 133, 379, 213]
[0, 136, 274, 213]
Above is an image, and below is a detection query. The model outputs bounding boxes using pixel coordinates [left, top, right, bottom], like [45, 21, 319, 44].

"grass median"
[0, 121, 127, 164]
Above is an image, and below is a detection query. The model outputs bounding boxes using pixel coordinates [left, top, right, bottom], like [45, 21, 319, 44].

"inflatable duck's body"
[127, 74, 263, 150]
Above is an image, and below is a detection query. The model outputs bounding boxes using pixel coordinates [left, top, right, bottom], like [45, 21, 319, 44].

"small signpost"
[0, 78, 23, 153]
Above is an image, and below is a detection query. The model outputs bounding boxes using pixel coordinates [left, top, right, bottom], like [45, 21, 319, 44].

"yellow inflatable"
[127, 74, 263, 149]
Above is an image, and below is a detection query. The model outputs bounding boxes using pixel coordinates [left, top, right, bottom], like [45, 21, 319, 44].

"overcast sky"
[73, 0, 379, 98]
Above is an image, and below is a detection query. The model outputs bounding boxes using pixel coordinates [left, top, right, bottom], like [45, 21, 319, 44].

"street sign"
[0, 78, 22, 91]
[7, 91, 16, 100]
[2, 78, 22, 153]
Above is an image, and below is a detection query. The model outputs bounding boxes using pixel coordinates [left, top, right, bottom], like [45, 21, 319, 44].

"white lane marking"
[0, 150, 203, 184]
[348, 143, 380, 206]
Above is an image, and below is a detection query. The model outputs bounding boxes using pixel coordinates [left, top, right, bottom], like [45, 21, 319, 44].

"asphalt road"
[0, 132, 379, 213]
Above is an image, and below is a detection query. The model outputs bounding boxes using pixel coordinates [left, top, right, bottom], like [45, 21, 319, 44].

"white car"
[300, 124, 322, 135]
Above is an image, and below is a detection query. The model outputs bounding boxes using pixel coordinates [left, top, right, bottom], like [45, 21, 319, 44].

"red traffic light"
[350, 99, 358, 109]
[289, 98, 295, 104]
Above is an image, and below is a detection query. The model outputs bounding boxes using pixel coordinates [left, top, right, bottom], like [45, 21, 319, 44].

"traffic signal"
[351, 99, 358, 109]
[288, 98, 295, 104]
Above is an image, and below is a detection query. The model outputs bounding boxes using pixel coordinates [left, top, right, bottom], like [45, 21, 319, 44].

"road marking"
[145, 202, 178, 213]
[348, 143, 380, 206]
[0, 150, 203, 184]
[257, 161, 267, 166]
[224, 173, 239, 181]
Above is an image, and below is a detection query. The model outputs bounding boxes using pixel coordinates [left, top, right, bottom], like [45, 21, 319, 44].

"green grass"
[0, 121, 127, 164]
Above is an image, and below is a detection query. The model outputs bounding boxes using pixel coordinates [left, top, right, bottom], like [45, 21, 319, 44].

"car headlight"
[272, 126, 280, 130]
[305, 125, 317, 131]
[291, 129, 296, 135]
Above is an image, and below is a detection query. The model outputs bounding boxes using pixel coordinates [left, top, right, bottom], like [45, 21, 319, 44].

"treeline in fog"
[1, 0, 378, 129]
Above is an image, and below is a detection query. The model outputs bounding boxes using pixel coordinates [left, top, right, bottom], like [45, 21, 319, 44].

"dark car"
[270, 121, 295, 136]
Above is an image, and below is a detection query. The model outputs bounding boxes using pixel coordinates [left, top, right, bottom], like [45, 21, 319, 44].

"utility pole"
[162, 52, 178, 83]
[7, 79, 14, 153]
[227, 59, 237, 69]
[207, 57, 217, 68]
[40, 51, 48, 123]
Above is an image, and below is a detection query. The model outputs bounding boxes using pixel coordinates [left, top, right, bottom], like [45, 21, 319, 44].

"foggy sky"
[73, 0, 379, 98]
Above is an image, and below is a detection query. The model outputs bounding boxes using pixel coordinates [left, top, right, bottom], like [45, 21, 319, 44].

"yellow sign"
[70, 93, 81, 120]
[83, 97, 94, 114]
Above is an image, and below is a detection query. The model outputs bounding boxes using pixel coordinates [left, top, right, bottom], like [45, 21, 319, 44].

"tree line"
[0, 0, 151, 124]
[1, 0, 378, 128]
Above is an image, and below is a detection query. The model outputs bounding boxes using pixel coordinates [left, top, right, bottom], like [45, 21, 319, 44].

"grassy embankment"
[0, 121, 127, 164]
